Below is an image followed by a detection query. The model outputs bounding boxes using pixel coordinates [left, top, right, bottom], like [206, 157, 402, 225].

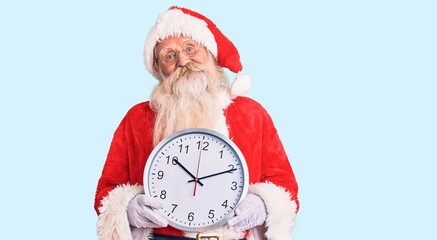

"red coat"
[95, 97, 298, 240]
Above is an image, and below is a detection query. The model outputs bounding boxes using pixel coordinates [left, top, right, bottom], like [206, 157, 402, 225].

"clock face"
[143, 128, 249, 232]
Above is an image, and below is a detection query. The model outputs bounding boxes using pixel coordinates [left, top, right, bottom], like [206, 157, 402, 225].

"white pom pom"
[230, 74, 251, 99]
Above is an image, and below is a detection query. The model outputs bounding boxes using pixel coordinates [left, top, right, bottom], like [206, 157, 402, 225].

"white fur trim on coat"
[144, 8, 217, 77]
[214, 90, 233, 138]
[249, 182, 298, 240]
[97, 182, 296, 240]
[97, 184, 150, 240]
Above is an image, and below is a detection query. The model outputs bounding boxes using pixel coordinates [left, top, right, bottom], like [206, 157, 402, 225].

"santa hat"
[144, 6, 251, 97]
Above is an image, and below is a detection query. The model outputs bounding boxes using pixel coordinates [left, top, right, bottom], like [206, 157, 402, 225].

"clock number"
[231, 181, 237, 191]
[188, 212, 194, 222]
[197, 141, 209, 151]
[171, 204, 178, 213]
[179, 144, 189, 154]
[219, 150, 223, 159]
[222, 200, 228, 208]
[160, 190, 167, 199]
[166, 156, 178, 165]
[157, 170, 164, 180]
[208, 209, 215, 219]
[228, 164, 236, 170]
[203, 141, 209, 151]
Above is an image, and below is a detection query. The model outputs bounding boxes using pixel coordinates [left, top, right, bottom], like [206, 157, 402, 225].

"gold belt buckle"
[196, 232, 223, 240]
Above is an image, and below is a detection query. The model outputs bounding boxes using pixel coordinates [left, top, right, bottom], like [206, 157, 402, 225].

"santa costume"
[95, 6, 299, 240]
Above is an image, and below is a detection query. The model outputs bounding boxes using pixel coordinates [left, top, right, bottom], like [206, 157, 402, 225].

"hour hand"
[188, 168, 237, 183]
[174, 159, 204, 186]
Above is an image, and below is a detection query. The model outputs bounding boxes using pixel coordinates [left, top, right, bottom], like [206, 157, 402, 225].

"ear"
[153, 60, 160, 73]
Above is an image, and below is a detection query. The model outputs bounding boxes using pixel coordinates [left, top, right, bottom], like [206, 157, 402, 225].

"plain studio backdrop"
[0, 1, 436, 239]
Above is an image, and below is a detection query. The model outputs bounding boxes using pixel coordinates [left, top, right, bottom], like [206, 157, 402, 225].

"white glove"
[227, 193, 267, 232]
[130, 227, 150, 240]
[127, 194, 168, 228]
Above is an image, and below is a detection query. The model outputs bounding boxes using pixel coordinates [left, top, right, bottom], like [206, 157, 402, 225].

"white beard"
[149, 56, 231, 147]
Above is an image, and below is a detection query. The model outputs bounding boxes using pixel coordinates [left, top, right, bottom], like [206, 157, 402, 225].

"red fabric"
[94, 97, 299, 236]
[169, 6, 243, 73]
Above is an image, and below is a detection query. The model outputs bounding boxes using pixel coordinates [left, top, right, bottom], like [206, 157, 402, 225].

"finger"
[145, 223, 165, 228]
[133, 208, 167, 228]
[139, 207, 168, 227]
[228, 221, 257, 232]
[146, 197, 163, 209]
[227, 212, 249, 227]
[146, 211, 168, 227]
[137, 195, 163, 209]
[134, 219, 165, 229]
[229, 202, 252, 225]
[227, 213, 258, 232]
[234, 202, 252, 217]
[138, 221, 166, 228]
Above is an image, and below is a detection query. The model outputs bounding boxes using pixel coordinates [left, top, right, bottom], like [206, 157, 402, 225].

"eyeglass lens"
[160, 41, 199, 64]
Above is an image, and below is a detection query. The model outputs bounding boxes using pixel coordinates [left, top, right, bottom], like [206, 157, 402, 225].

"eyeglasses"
[155, 40, 200, 65]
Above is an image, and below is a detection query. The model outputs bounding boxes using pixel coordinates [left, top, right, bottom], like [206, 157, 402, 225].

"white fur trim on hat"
[230, 74, 251, 99]
[97, 184, 150, 240]
[249, 182, 298, 240]
[144, 8, 217, 76]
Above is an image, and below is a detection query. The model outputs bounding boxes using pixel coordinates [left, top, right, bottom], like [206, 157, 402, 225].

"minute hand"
[188, 168, 237, 183]
[174, 159, 204, 186]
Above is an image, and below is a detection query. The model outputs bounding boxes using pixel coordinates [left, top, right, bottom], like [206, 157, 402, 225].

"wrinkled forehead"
[155, 36, 192, 49]
[154, 36, 207, 55]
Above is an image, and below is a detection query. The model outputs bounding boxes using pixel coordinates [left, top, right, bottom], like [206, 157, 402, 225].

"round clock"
[143, 128, 249, 232]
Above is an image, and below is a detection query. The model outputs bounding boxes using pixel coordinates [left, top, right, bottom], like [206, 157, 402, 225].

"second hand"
[193, 139, 203, 196]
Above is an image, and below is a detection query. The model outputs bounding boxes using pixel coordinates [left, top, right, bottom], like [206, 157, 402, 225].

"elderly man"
[95, 6, 298, 240]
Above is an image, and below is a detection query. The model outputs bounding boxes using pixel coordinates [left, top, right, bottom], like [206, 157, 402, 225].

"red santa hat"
[144, 6, 242, 74]
[144, 6, 251, 97]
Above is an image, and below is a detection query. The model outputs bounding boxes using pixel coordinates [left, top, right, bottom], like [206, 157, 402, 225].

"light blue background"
[1, 0, 436, 239]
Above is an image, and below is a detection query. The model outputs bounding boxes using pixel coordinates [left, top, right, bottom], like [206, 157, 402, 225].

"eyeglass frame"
[154, 40, 201, 65]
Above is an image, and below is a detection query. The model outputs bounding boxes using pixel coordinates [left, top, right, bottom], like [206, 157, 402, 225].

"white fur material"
[230, 75, 252, 99]
[96, 182, 296, 240]
[246, 226, 265, 240]
[144, 8, 218, 76]
[214, 90, 233, 138]
[97, 184, 149, 240]
[249, 182, 298, 240]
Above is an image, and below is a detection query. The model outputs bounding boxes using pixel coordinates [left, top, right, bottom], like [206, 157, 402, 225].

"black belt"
[149, 233, 246, 240]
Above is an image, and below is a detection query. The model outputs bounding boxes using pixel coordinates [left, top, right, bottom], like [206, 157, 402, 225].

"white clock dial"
[143, 128, 249, 232]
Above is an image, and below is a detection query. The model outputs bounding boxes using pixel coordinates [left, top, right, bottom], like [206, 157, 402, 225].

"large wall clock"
[143, 128, 249, 232]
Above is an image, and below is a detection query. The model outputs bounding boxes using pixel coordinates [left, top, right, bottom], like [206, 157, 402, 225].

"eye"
[184, 44, 195, 52]
[165, 53, 175, 59]
[162, 50, 177, 63]
[183, 43, 198, 56]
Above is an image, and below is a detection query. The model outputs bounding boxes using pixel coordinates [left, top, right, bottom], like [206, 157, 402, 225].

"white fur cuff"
[97, 184, 148, 240]
[249, 182, 298, 240]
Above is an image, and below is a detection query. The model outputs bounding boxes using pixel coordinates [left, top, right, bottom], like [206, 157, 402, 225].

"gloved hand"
[227, 193, 267, 232]
[127, 194, 168, 229]
[130, 227, 150, 240]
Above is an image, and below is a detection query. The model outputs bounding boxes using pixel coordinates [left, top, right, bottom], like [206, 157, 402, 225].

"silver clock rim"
[143, 128, 249, 232]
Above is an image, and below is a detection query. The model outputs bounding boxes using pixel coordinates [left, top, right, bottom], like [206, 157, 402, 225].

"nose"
[176, 52, 192, 67]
